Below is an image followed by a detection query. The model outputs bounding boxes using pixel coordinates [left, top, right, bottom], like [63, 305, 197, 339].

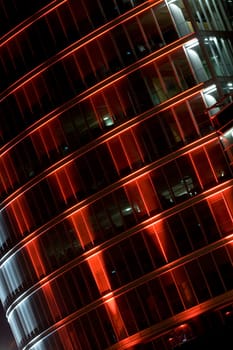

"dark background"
[0, 302, 17, 349]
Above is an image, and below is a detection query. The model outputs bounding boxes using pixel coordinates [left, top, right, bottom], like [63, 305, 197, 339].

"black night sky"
[0, 302, 17, 349]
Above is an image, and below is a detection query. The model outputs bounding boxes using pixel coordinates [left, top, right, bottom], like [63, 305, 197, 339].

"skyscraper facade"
[0, 0, 233, 349]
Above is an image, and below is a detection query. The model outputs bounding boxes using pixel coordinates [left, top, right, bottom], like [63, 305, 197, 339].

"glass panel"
[167, 214, 192, 255]
[119, 239, 142, 279]
[138, 8, 164, 51]
[149, 278, 172, 320]
[111, 25, 135, 65]
[128, 70, 153, 111]
[97, 143, 119, 183]
[156, 57, 181, 98]
[63, 54, 85, 94]
[199, 254, 225, 296]
[141, 63, 165, 104]
[163, 161, 188, 203]
[155, 4, 179, 43]
[84, 0, 104, 27]
[167, 0, 193, 36]
[214, 246, 233, 290]
[127, 289, 149, 330]
[185, 260, 210, 302]
[138, 175, 161, 215]
[154, 221, 179, 262]
[91, 93, 112, 129]
[194, 201, 220, 243]
[159, 110, 183, 150]
[120, 130, 143, 169]
[125, 181, 148, 220]
[47, 9, 67, 50]
[87, 40, 108, 80]
[206, 140, 232, 182]
[142, 227, 167, 267]
[208, 194, 233, 236]
[99, 32, 122, 72]
[124, 18, 148, 58]
[75, 47, 96, 87]
[181, 207, 207, 249]
[185, 41, 210, 82]
[69, 0, 92, 35]
[108, 137, 130, 176]
[106, 245, 131, 285]
[171, 49, 196, 89]
[102, 86, 125, 125]
[173, 101, 199, 143]
[57, 3, 79, 43]
[132, 233, 154, 273]
[191, 147, 216, 188]
[117, 294, 138, 335]
[151, 168, 174, 209]
[172, 265, 197, 308]
[189, 93, 212, 135]
[176, 154, 201, 196]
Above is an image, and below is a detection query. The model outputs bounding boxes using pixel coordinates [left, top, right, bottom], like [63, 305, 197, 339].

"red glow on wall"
[0, 154, 19, 195]
[87, 253, 111, 294]
[137, 174, 161, 214]
[43, 283, 61, 321]
[145, 223, 169, 263]
[9, 195, 33, 236]
[0, 0, 68, 47]
[48, 163, 79, 205]
[30, 118, 67, 160]
[208, 189, 233, 235]
[125, 180, 148, 218]
[70, 209, 93, 249]
[87, 252, 127, 340]
[107, 137, 130, 176]
[26, 239, 46, 278]
[225, 187, 233, 215]
[105, 298, 128, 340]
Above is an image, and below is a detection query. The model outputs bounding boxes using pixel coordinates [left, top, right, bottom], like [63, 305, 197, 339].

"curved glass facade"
[0, 0, 233, 349]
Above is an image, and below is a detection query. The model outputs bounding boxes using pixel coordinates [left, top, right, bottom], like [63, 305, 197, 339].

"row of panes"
[0, 0, 50, 36]
[0, 29, 196, 145]
[188, 0, 232, 31]
[2, 186, 233, 306]
[0, 92, 212, 200]
[3, 0, 232, 94]
[28, 306, 233, 350]
[0, 0, 147, 39]
[0, 139, 231, 252]
[0, 1, 177, 91]
[10, 240, 233, 348]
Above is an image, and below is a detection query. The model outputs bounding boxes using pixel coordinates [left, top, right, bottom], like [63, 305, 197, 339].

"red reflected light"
[105, 298, 128, 340]
[70, 209, 93, 249]
[26, 238, 46, 279]
[87, 252, 111, 294]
